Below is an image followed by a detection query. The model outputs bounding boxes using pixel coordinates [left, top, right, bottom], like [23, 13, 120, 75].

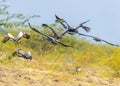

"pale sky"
[6, 0, 120, 44]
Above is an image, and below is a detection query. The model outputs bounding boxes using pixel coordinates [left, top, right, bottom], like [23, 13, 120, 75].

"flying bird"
[77, 32, 119, 47]
[55, 15, 91, 35]
[28, 23, 71, 47]
[12, 49, 32, 60]
[2, 31, 30, 44]
[92, 37, 119, 47]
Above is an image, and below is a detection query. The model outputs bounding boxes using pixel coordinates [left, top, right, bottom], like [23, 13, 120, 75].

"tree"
[0, 0, 40, 30]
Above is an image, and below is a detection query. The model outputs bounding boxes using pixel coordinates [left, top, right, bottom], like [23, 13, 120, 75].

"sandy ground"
[0, 66, 120, 86]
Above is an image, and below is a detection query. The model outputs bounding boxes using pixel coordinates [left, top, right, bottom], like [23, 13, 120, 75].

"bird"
[42, 24, 68, 39]
[92, 37, 119, 47]
[28, 23, 71, 47]
[2, 31, 30, 44]
[55, 15, 91, 35]
[12, 49, 32, 60]
[76, 66, 81, 74]
[77, 32, 119, 47]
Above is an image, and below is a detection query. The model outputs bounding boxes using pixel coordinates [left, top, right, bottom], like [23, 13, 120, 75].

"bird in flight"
[12, 49, 32, 60]
[28, 23, 71, 47]
[77, 32, 119, 47]
[55, 15, 91, 35]
[2, 31, 30, 44]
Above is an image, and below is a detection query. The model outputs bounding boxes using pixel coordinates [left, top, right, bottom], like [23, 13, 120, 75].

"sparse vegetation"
[0, 27, 120, 85]
[0, 0, 120, 85]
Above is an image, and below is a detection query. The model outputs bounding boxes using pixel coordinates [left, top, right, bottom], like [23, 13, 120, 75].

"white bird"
[76, 66, 81, 74]
[2, 31, 30, 44]
[12, 49, 32, 60]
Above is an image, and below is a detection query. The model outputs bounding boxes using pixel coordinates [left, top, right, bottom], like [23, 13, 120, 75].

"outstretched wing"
[56, 40, 71, 47]
[2, 36, 10, 43]
[17, 31, 24, 40]
[93, 37, 119, 47]
[7, 33, 15, 39]
[55, 15, 68, 29]
[75, 20, 90, 32]
[58, 41, 71, 47]
[23, 33, 31, 39]
[78, 33, 102, 42]
[42, 24, 58, 38]
[79, 34, 119, 47]
[28, 23, 49, 38]
[81, 26, 91, 32]
[77, 32, 93, 38]
[102, 40, 119, 47]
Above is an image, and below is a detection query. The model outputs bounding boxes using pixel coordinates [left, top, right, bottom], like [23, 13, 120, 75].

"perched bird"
[76, 66, 81, 74]
[42, 24, 68, 39]
[2, 31, 30, 44]
[12, 49, 32, 60]
[55, 15, 91, 35]
[77, 32, 119, 47]
[28, 23, 71, 47]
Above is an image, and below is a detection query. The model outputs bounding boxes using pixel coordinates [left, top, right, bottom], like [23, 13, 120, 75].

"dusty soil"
[0, 66, 120, 86]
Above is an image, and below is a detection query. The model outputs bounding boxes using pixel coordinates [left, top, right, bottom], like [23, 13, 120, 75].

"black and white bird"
[76, 66, 81, 74]
[2, 31, 30, 44]
[55, 15, 91, 35]
[12, 49, 32, 60]
[28, 23, 71, 47]
[42, 24, 68, 39]
[77, 33, 119, 47]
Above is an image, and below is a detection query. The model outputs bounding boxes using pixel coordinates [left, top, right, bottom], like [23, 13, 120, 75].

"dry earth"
[0, 66, 120, 86]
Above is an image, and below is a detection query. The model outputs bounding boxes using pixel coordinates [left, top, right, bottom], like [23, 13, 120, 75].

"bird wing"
[55, 15, 68, 29]
[78, 32, 119, 47]
[23, 33, 31, 39]
[18, 49, 25, 56]
[24, 51, 32, 60]
[2, 36, 10, 43]
[7, 33, 15, 39]
[12, 51, 18, 56]
[81, 26, 91, 32]
[101, 40, 119, 47]
[28, 23, 49, 38]
[78, 33, 102, 42]
[77, 32, 93, 38]
[26, 51, 32, 57]
[56, 40, 71, 47]
[74, 20, 90, 32]
[17, 31, 24, 40]
[42, 24, 58, 38]
[93, 37, 119, 47]
[58, 41, 71, 47]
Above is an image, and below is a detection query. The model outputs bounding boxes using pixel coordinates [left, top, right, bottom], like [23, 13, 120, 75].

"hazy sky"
[6, 0, 120, 44]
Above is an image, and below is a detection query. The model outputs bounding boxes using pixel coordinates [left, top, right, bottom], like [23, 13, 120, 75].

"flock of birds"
[2, 15, 119, 61]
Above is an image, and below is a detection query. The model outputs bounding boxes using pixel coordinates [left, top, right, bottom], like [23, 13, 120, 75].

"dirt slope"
[0, 66, 120, 86]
